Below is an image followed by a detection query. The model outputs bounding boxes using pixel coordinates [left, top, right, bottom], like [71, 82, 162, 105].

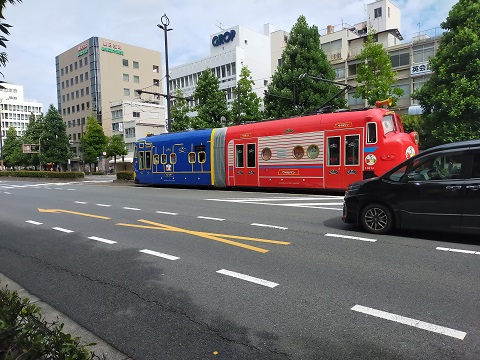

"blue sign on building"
[212, 30, 236, 47]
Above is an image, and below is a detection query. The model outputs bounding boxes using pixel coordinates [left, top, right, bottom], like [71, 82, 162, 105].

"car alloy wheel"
[360, 203, 393, 234]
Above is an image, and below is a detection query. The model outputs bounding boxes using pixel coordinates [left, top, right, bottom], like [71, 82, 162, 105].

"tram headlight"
[410, 132, 419, 145]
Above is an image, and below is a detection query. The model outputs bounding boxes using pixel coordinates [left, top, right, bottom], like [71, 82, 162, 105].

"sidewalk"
[0, 273, 131, 360]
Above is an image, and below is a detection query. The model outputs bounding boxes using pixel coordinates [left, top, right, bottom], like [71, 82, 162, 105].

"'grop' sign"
[212, 30, 236, 47]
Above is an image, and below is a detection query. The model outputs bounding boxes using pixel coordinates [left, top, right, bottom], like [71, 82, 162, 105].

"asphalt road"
[0, 178, 479, 359]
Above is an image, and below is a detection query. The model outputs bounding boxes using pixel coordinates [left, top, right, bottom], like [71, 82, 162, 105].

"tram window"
[366, 123, 377, 143]
[153, 154, 159, 165]
[247, 144, 256, 167]
[292, 145, 304, 160]
[198, 151, 206, 164]
[236, 144, 244, 168]
[382, 115, 397, 135]
[145, 151, 152, 169]
[138, 151, 144, 170]
[188, 152, 196, 163]
[345, 135, 360, 166]
[134, 146, 138, 159]
[161, 154, 167, 164]
[327, 137, 340, 166]
[170, 153, 177, 164]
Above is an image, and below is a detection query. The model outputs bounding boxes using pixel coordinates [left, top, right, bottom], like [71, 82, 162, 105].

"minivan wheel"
[360, 203, 393, 234]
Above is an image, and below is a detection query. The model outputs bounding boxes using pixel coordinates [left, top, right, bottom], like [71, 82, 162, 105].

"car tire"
[360, 203, 394, 234]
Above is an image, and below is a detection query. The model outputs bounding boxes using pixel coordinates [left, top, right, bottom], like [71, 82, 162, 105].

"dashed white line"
[123, 207, 141, 211]
[25, 220, 43, 225]
[52, 227, 74, 233]
[95, 204, 112, 207]
[325, 233, 377, 242]
[139, 249, 180, 260]
[217, 269, 279, 288]
[155, 211, 178, 215]
[88, 236, 117, 244]
[250, 223, 288, 230]
[67, 189, 76, 191]
[75, 201, 87, 204]
[351, 305, 467, 340]
[436, 247, 480, 255]
[4, 192, 11, 194]
[197, 216, 225, 221]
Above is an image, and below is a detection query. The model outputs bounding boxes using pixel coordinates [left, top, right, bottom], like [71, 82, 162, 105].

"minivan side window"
[471, 153, 480, 179]
[409, 152, 463, 181]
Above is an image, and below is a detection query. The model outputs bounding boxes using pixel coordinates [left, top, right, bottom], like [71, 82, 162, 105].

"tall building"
[55, 37, 164, 170]
[0, 83, 43, 166]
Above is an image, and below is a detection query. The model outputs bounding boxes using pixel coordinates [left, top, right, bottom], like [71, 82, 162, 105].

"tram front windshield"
[381, 115, 397, 135]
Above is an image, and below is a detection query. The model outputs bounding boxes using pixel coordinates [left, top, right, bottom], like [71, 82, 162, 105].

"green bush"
[116, 171, 134, 181]
[0, 171, 84, 179]
[84, 172, 105, 176]
[0, 285, 102, 359]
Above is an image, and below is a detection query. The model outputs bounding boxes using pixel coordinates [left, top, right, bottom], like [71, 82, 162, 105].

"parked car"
[342, 139, 480, 235]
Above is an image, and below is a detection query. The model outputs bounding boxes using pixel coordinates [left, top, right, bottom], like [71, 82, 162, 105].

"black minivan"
[343, 140, 480, 235]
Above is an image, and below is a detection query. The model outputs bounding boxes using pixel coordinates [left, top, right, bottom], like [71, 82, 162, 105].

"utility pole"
[237, 82, 241, 124]
[158, 14, 173, 132]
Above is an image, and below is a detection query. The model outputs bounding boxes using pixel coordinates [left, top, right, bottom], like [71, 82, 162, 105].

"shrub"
[0, 171, 84, 179]
[0, 285, 102, 359]
[116, 171, 134, 181]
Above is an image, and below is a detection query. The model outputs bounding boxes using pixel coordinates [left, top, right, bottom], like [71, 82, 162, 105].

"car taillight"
[410, 132, 419, 145]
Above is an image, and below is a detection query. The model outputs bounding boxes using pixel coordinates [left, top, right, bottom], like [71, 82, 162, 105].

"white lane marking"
[156, 211, 178, 215]
[4, 192, 11, 194]
[95, 203, 112, 207]
[123, 207, 141, 211]
[88, 236, 117, 244]
[26, 220, 43, 225]
[67, 189, 76, 191]
[206, 196, 343, 202]
[217, 269, 279, 288]
[55, 187, 63, 190]
[325, 233, 377, 242]
[75, 201, 87, 204]
[436, 247, 480, 255]
[52, 227, 74, 233]
[197, 216, 225, 221]
[139, 249, 179, 260]
[351, 305, 467, 340]
[251, 223, 288, 230]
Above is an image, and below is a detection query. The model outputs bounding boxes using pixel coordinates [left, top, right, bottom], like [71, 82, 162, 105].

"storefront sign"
[78, 43, 88, 57]
[101, 41, 124, 55]
[411, 62, 431, 76]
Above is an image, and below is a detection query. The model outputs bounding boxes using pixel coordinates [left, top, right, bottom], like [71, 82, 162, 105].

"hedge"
[0, 171, 85, 179]
[116, 171, 134, 181]
[0, 285, 103, 359]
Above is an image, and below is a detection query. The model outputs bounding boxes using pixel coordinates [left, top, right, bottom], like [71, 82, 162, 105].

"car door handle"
[445, 185, 462, 190]
[466, 185, 480, 190]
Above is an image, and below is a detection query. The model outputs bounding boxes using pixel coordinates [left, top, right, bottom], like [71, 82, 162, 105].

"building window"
[123, 59, 128, 67]
[70, 78, 73, 86]
[348, 92, 364, 106]
[61, 81, 64, 89]
[134, 90, 141, 97]
[153, 79, 159, 86]
[74, 61, 78, 70]
[65, 66, 68, 74]
[123, 73, 130, 82]
[76, 90, 79, 98]
[153, 65, 159, 73]
[80, 74, 83, 82]
[133, 75, 139, 83]
[85, 71, 88, 80]
[69, 64, 73, 72]
[133, 111, 140, 118]
[348, 62, 359, 77]
[374, 7, 382, 18]
[412, 75, 431, 105]
[81, 103, 85, 110]
[334, 67, 345, 79]
[413, 44, 434, 64]
[390, 50, 410, 68]
[84, 57, 87, 66]
[62, 95, 65, 103]
[75, 76, 78, 84]
[133, 61, 139, 69]
[66, 93, 70, 101]
[124, 88, 130, 96]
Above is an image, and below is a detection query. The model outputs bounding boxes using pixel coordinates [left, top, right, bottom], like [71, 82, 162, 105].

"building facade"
[55, 37, 164, 170]
[0, 83, 43, 168]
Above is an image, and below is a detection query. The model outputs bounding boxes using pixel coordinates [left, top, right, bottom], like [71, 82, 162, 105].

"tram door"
[324, 130, 363, 189]
[233, 140, 259, 187]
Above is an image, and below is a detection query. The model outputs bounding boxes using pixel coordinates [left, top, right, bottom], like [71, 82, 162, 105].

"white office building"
[0, 83, 43, 158]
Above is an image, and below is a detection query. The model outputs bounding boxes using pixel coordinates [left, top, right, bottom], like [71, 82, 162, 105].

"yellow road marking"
[37, 208, 111, 220]
[116, 219, 290, 253]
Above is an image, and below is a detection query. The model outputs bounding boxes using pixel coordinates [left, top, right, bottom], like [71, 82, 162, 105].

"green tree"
[192, 68, 228, 129]
[170, 89, 192, 132]
[0, 0, 22, 82]
[230, 65, 263, 125]
[354, 27, 403, 106]
[2, 126, 22, 168]
[40, 105, 71, 170]
[21, 112, 43, 168]
[414, 0, 480, 144]
[106, 134, 127, 172]
[81, 114, 107, 169]
[265, 15, 345, 119]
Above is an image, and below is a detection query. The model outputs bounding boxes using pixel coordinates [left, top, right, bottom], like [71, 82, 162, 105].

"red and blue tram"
[134, 106, 419, 191]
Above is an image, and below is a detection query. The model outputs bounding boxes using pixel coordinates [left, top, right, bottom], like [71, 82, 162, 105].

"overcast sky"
[3, 0, 457, 112]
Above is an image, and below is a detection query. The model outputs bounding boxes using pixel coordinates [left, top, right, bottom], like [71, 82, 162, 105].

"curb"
[0, 273, 132, 360]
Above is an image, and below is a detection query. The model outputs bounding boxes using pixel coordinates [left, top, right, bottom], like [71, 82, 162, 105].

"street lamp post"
[0, 119, 3, 171]
[158, 14, 173, 133]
